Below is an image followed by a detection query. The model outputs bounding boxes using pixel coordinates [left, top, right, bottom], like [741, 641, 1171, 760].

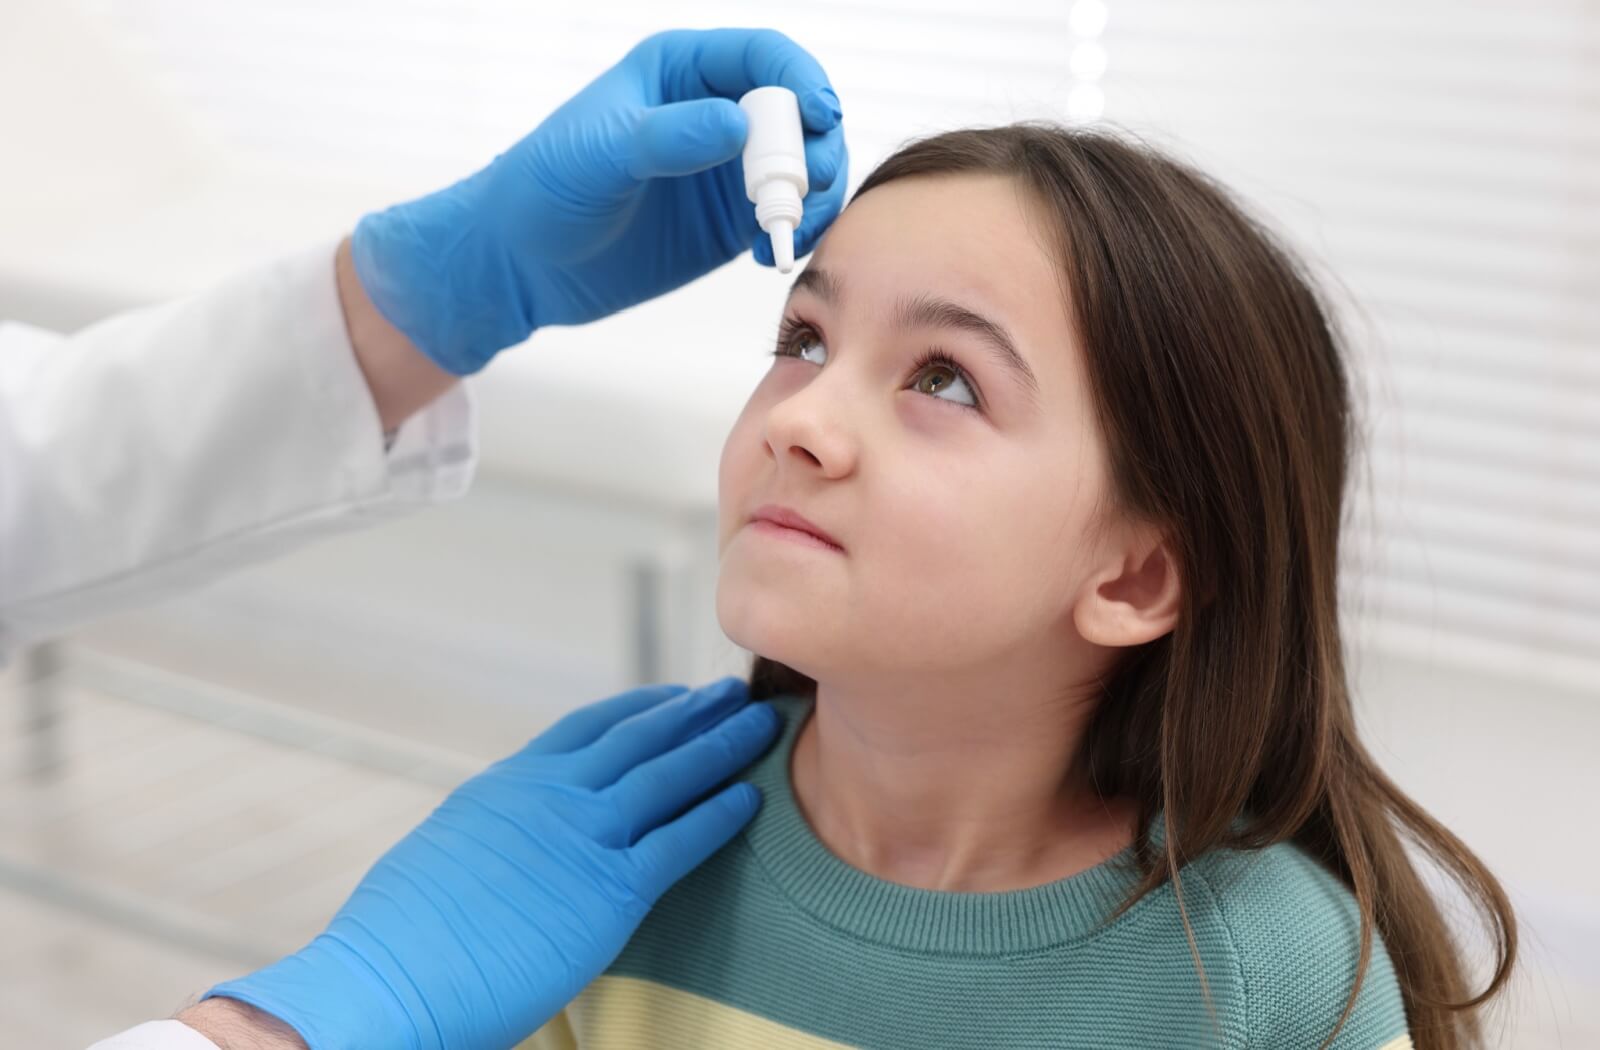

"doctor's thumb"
[625, 98, 747, 180]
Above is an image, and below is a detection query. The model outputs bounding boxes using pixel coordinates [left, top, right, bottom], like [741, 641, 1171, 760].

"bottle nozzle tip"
[770, 220, 795, 273]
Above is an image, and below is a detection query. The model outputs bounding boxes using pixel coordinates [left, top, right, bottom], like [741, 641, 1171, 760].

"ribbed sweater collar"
[739, 694, 1157, 956]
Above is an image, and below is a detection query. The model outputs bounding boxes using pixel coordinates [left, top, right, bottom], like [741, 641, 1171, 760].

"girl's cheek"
[898, 393, 981, 442]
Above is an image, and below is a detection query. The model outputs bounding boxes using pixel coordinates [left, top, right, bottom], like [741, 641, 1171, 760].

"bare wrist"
[176, 997, 310, 1050]
[335, 234, 459, 435]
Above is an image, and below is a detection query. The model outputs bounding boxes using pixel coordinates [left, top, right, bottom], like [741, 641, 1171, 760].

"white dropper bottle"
[738, 86, 808, 273]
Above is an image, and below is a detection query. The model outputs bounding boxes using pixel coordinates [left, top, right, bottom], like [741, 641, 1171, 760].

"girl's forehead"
[834, 172, 1033, 245]
[809, 175, 1075, 357]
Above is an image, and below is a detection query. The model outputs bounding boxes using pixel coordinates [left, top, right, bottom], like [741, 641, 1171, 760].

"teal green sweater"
[524, 695, 1412, 1049]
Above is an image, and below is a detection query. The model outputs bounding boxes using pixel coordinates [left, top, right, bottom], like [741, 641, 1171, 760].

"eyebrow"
[786, 266, 1042, 406]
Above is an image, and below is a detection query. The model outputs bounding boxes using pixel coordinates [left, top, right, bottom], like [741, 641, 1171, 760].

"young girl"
[524, 124, 1517, 1049]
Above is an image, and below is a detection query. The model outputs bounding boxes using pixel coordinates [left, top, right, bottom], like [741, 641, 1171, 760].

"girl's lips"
[748, 503, 844, 549]
[748, 518, 845, 552]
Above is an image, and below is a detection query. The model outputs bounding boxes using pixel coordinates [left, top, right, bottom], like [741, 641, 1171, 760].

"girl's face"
[717, 173, 1119, 687]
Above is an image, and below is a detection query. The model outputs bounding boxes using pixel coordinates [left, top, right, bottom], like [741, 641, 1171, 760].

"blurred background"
[0, 1, 1595, 1046]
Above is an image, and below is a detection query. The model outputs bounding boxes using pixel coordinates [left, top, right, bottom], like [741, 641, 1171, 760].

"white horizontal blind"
[1095, 1, 1600, 685]
[70, 0, 1599, 685]
[68, 1, 1085, 201]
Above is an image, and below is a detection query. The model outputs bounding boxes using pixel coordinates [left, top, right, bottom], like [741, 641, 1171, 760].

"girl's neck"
[787, 682, 1139, 893]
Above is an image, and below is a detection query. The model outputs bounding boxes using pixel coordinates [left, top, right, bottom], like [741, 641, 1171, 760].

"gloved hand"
[203, 677, 779, 1050]
[351, 27, 848, 375]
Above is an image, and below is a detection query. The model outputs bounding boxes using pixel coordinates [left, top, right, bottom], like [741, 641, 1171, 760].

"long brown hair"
[745, 123, 1516, 1049]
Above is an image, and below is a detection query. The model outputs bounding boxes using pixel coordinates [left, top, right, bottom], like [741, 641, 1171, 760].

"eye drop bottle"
[738, 86, 808, 273]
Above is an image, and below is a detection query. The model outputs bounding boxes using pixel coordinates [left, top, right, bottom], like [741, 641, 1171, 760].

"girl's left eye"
[770, 316, 982, 413]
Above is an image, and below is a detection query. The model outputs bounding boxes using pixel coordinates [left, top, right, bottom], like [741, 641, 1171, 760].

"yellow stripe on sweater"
[516, 977, 1416, 1050]
[516, 975, 856, 1050]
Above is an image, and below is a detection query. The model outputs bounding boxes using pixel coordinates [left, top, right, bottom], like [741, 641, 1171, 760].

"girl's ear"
[1072, 526, 1181, 648]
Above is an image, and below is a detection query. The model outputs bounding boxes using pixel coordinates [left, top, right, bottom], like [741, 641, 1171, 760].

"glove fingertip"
[732, 781, 762, 815]
[701, 780, 761, 832]
[801, 86, 844, 131]
[790, 228, 818, 262]
[631, 781, 761, 890]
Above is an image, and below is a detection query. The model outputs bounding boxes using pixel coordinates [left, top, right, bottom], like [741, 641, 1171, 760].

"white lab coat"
[0, 236, 477, 665]
[0, 237, 478, 1050]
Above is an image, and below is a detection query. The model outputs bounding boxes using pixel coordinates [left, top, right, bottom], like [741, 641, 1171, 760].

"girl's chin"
[718, 613, 824, 672]
[723, 624, 808, 667]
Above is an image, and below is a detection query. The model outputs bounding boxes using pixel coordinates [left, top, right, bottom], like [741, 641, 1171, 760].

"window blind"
[1094, 1, 1599, 687]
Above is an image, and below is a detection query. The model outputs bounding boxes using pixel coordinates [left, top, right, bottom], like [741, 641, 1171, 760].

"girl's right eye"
[772, 316, 826, 364]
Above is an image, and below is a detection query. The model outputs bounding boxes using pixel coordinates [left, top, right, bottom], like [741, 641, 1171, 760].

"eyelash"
[770, 314, 984, 414]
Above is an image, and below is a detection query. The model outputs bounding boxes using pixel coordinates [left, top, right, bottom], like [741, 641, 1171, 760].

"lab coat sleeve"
[0, 236, 477, 664]
[86, 1019, 222, 1050]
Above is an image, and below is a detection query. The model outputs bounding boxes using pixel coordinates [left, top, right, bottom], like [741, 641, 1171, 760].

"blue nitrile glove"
[203, 677, 779, 1050]
[350, 27, 848, 376]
